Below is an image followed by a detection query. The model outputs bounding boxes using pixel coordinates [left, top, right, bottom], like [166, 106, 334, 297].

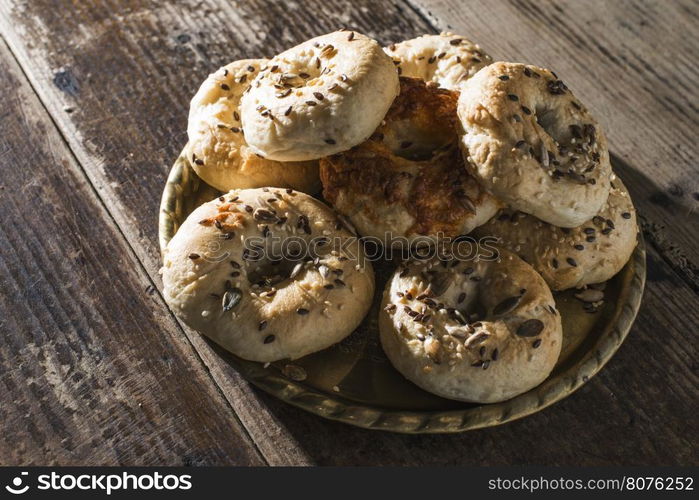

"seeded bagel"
[385, 33, 492, 90]
[240, 31, 400, 161]
[187, 59, 320, 192]
[458, 62, 612, 227]
[162, 188, 374, 362]
[320, 77, 499, 245]
[379, 247, 562, 403]
[473, 175, 637, 290]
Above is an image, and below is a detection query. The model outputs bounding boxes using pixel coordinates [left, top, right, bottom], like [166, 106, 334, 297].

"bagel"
[473, 175, 637, 290]
[161, 187, 374, 362]
[379, 247, 562, 403]
[458, 61, 612, 227]
[187, 59, 320, 192]
[385, 33, 492, 90]
[320, 77, 500, 244]
[240, 31, 400, 161]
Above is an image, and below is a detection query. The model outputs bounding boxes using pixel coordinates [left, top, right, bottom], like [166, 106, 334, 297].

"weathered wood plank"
[1, 0, 696, 465]
[404, 0, 699, 290]
[0, 0, 436, 465]
[0, 38, 264, 466]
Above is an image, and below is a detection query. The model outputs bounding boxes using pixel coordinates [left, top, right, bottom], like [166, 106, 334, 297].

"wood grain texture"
[0, 38, 264, 466]
[406, 0, 699, 291]
[0, 0, 696, 465]
[0, 0, 437, 466]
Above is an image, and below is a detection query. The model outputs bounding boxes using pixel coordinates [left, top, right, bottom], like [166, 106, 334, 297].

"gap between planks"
[0, 32, 314, 466]
[0, 0, 442, 465]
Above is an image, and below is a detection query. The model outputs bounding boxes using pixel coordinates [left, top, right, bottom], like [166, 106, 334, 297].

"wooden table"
[0, 0, 696, 466]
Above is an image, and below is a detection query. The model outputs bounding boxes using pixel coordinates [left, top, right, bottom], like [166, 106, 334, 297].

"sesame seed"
[313, 92, 324, 101]
[507, 94, 519, 101]
[621, 212, 631, 219]
[220, 83, 230, 91]
[188, 253, 200, 260]
[259, 320, 268, 331]
[325, 138, 336, 145]
[296, 308, 309, 315]
[498, 75, 509, 81]
[566, 257, 578, 267]
[263, 334, 275, 344]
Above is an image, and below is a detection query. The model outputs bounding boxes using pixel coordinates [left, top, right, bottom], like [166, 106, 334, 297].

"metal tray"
[159, 147, 646, 433]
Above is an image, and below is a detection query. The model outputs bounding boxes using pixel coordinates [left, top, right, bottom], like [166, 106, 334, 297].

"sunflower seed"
[222, 288, 242, 311]
[428, 272, 453, 296]
[253, 208, 276, 222]
[574, 289, 604, 303]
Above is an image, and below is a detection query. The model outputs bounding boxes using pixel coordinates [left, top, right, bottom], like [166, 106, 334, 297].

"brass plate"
[159, 147, 646, 433]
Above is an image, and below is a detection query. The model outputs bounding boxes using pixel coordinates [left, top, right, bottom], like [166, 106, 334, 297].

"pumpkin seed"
[493, 295, 521, 316]
[428, 272, 453, 296]
[516, 319, 544, 337]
